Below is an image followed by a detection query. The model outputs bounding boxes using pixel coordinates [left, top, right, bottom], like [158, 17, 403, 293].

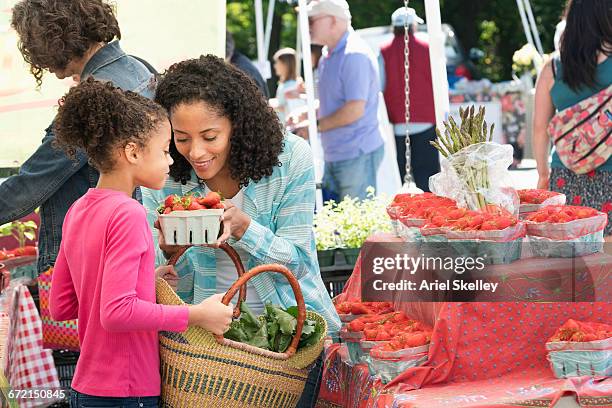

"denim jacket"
[0, 41, 155, 273]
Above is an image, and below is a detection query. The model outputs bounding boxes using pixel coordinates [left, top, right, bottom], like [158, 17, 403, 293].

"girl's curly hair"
[154, 55, 285, 186]
[54, 78, 167, 173]
[11, 0, 120, 87]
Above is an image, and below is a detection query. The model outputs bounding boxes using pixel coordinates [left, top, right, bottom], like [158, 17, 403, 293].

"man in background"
[308, 0, 384, 200]
[379, 7, 439, 191]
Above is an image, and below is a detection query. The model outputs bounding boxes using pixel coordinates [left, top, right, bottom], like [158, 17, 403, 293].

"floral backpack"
[548, 58, 612, 174]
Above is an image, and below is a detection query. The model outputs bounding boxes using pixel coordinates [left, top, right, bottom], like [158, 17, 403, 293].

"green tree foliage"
[226, 0, 566, 82]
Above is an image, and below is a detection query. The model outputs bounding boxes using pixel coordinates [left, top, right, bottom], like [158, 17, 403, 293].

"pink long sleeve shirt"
[50, 188, 189, 397]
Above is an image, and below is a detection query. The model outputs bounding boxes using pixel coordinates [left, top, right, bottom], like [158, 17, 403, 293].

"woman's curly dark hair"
[11, 0, 121, 87]
[154, 55, 285, 186]
[54, 78, 167, 173]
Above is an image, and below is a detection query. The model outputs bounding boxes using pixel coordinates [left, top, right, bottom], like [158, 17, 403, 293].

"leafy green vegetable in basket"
[224, 302, 322, 353]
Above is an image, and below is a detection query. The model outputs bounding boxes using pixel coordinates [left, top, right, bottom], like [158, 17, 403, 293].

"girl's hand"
[210, 201, 251, 247]
[188, 294, 234, 335]
[155, 265, 179, 291]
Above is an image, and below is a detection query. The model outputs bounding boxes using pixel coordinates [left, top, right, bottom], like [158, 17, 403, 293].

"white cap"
[391, 7, 424, 27]
[307, 0, 351, 21]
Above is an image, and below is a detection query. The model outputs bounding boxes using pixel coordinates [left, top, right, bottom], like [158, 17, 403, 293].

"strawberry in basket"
[526, 205, 600, 224]
[548, 319, 612, 343]
[335, 301, 394, 316]
[158, 192, 224, 214]
[158, 192, 225, 245]
[518, 189, 564, 204]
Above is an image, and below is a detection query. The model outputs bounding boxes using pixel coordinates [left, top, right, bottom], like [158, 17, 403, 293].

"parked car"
[355, 23, 483, 88]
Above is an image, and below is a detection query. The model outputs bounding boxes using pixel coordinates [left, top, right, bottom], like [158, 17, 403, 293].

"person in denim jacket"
[0, 0, 155, 275]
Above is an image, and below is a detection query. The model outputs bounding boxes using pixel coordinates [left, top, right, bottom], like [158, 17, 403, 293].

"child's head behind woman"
[273, 47, 297, 83]
[54, 78, 172, 192]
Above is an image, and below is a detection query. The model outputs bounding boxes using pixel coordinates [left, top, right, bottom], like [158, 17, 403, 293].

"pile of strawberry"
[526, 205, 600, 224]
[388, 193, 456, 221]
[549, 319, 611, 342]
[335, 301, 393, 315]
[0, 246, 37, 260]
[347, 312, 432, 348]
[518, 189, 562, 204]
[158, 192, 224, 214]
[388, 193, 522, 233]
[424, 205, 518, 231]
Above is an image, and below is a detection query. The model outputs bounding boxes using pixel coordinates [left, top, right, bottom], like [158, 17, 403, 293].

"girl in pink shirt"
[50, 78, 233, 407]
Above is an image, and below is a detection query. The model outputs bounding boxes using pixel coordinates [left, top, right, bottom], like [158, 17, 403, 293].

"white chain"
[403, 0, 414, 185]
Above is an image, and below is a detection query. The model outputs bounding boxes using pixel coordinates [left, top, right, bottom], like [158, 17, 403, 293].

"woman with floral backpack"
[532, 0, 611, 237]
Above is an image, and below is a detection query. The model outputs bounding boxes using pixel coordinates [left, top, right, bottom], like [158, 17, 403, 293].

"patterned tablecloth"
[318, 234, 612, 407]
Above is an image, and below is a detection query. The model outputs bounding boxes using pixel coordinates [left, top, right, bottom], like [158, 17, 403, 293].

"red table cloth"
[319, 234, 612, 407]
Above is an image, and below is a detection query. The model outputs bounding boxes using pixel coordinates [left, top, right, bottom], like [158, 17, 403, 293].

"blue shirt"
[317, 29, 383, 162]
[142, 133, 341, 335]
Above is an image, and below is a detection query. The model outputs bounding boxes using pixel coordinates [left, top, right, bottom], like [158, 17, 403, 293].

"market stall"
[313, 103, 611, 407]
[316, 244, 612, 407]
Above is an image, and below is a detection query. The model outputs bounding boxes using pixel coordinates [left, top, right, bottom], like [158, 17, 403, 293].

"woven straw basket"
[156, 243, 326, 408]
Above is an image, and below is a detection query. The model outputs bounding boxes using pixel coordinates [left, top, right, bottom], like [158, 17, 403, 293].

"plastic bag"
[396, 222, 424, 242]
[368, 346, 429, 383]
[529, 231, 604, 258]
[430, 142, 520, 215]
[525, 213, 607, 240]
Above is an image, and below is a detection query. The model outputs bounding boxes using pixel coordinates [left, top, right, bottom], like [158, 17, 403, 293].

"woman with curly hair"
[143, 55, 340, 407]
[51, 78, 233, 407]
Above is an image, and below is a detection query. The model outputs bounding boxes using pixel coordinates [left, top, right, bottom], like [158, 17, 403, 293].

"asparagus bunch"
[431, 105, 494, 157]
[430, 105, 495, 209]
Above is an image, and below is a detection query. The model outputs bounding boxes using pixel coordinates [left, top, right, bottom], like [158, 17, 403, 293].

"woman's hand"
[154, 219, 185, 259]
[155, 265, 179, 291]
[537, 171, 550, 190]
[211, 201, 251, 247]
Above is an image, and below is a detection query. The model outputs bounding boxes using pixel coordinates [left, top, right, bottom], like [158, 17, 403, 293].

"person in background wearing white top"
[273, 47, 306, 126]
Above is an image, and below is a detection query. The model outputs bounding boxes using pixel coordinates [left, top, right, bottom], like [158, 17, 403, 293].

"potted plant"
[314, 202, 340, 267]
[333, 188, 392, 266]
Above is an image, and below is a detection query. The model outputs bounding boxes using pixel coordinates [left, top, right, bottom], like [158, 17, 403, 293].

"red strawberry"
[187, 200, 205, 210]
[348, 320, 365, 332]
[403, 332, 430, 347]
[22, 246, 37, 256]
[172, 203, 185, 212]
[164, 194, 180, 208]
[480, 220, 497, 231]
[212, 203, 225, 209]
[364, 329, 378, 340]
[200, 192, 222, 208]
[350, 303, 370, 315]
[375, 330, 391, 341]
[163, 207, 172, 214]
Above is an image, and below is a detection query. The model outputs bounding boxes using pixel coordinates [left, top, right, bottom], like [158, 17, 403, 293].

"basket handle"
[166, 242, 247, 318]
[218, 264, 306, 358]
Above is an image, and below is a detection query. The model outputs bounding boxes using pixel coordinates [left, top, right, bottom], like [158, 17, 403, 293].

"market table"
[318, 234, 612, 407]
